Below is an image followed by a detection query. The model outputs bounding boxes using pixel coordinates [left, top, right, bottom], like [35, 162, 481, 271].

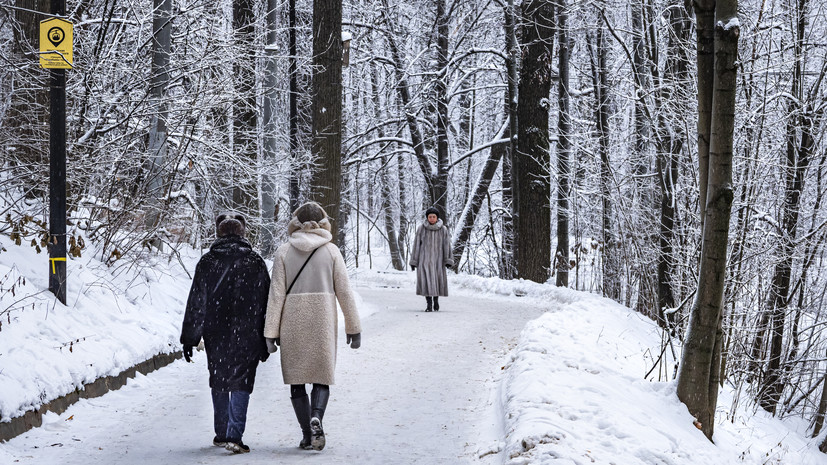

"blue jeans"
[211, 389, 250, 442]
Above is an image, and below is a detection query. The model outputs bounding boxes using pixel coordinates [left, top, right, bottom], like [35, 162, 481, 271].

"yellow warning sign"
[39, 18, 73, 69]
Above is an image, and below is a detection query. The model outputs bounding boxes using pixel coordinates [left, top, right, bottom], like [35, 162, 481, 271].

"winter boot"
[433, 296, 440, 311]
[225, 441, 250, 454]
[291, 395, 313, 450]
[310, 384, 330, 451]
[425, 296, 433, 312]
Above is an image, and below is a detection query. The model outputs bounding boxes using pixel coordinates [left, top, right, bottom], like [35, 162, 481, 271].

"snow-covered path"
[1, 286, 544, 464]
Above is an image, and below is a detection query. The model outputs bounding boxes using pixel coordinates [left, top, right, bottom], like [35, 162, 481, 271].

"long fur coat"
[409, 219, 454, 297]
[264, 217, 361, 385]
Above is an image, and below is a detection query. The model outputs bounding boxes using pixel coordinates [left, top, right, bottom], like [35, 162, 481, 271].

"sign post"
[40, 3, 71, 304]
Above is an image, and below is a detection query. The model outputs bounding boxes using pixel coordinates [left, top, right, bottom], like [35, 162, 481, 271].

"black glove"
[260, 351, 270, 363]
[347, 333, 361, 349]
[411, 265, 416, 271]
[445, 264, 451, 269]
[183, 344, 193, 363]
[265, 338, 279, 354]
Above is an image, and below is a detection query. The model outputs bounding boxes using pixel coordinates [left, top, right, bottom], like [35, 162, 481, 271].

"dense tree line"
[2, 0, 827, 446]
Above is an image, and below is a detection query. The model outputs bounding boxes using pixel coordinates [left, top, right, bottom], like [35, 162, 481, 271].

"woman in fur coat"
[409, 207, 454, 312]
[264, 201, 361, 451]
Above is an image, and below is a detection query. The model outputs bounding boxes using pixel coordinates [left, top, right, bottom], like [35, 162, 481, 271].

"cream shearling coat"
[264, 217, 361, 385]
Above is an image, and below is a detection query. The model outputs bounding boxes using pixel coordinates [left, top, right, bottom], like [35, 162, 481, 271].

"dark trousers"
[211, 389, 250, 442]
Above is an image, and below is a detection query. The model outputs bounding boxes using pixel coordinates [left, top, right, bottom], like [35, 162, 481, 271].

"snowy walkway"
[1, 286, 544, 464]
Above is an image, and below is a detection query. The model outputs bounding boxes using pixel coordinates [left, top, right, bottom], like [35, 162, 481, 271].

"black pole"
[48, 0, 67, 304]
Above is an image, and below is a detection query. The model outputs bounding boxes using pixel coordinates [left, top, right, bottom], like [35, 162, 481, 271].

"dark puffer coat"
[180, 235, 270, 393]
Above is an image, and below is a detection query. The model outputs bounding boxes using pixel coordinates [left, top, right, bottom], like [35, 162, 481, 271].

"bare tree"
[677, 0, 739, 440]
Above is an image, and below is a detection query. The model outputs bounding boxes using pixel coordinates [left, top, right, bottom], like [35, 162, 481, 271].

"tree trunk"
[588, 24, 619, 300]
[433, 0, 450, 218]
[501, 0, 520, 279]
[452, 123, 508, 266]
[309, 0, 344, 244]
[554, 0, 571, 288]
[676, 0, 738, 440]
[515, 0, 554, 283]
[695, 0, 715, 231]
[655, 0, 691, 321]
[380, 4, 437, 204]
[232, 0, 259, 224]
[759, 0, 813, 411]
[260, 0, 280, 254]
[144, 0, 172, 240]
[370, 62, 405, 270]
[5, 0, 49, 198]
[288, 0, 301, 212]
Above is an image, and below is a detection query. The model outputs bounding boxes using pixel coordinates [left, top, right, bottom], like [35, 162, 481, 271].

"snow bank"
[499, 287, 826, 464]
[0, 234, 198, 422]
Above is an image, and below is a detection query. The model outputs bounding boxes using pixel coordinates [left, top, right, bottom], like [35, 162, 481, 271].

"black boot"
[433, 296, 440, 311]
[425, 296, 433, 312]
[310, 384, 330, 451]
[290, 394, 313, 450]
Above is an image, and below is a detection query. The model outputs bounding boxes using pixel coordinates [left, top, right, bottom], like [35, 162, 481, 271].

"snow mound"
[500, 290, 826, 464]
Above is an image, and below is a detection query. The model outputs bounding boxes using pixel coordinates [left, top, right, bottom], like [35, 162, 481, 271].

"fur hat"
[295, 201, 327, 223]
[287, 201, 332, 236]
[425, 207, 441, 219]
[216, 212, 246, 238]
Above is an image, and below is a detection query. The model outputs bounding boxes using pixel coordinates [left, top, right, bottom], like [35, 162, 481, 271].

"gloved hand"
[183, 344, 193, 363]
[346, 333, 361, 349]
[445, 264, 451, 269]
[265, 337, 279, 354]
[260, 351, 270, 362]
[411, 265, 416, 271]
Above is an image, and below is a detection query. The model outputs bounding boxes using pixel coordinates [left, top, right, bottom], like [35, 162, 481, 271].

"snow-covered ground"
[1, 239, 826, 464]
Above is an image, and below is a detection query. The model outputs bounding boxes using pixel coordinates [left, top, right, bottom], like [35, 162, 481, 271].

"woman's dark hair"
[425, 207, 440, 219]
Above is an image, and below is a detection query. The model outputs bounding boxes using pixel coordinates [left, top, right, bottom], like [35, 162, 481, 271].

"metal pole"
[48, 0, 66, 304]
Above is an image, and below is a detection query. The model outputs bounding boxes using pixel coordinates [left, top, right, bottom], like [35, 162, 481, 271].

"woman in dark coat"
[181, 213, 270, 454]
[409, 207, 454, 312]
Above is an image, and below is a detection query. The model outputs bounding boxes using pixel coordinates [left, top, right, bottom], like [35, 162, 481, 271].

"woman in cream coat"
[264, 201, 361, 451]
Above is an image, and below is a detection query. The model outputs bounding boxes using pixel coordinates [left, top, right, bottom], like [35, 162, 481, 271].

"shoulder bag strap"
[286, 247, 320, 296]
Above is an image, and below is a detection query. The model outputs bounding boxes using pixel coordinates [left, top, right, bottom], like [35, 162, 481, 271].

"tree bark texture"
[144, 0, 172, 236]
[694, 0, 715, 231]
[515, 0, 554, 283]
[588, 24, 620, 301]
[500, 0, 520, 279]
[310, 0, 344, 244]
[677, 0, 738, 440]
[5, 0, 50, 198]
[370, 62, 405, 270]
[433, 0, 450, 218]
[232, 0, 259, 222]
[260, 0, 280, 254]
[554, 0, 571, 288]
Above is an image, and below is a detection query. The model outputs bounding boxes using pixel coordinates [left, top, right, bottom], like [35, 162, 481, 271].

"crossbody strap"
[286, 247, 320, 296]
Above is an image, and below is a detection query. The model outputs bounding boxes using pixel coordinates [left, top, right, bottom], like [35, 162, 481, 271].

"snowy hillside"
[0, 234, 197, 423]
